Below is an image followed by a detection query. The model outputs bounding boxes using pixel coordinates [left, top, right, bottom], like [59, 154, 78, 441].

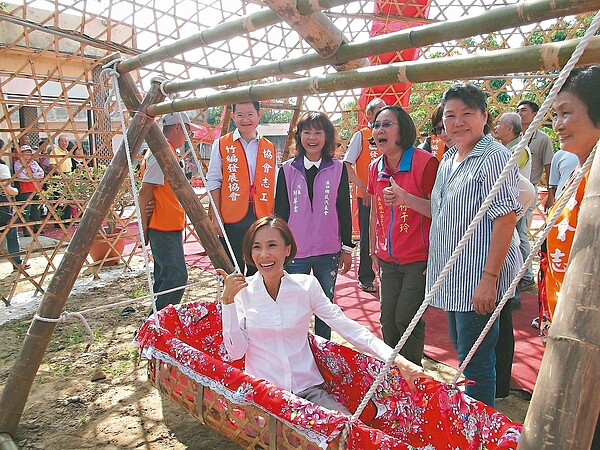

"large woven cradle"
[136, 301, 521, 449]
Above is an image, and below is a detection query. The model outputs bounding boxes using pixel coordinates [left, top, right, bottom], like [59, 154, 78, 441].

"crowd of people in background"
[2, 67, 597, 435]
[0, 133, 94, 271]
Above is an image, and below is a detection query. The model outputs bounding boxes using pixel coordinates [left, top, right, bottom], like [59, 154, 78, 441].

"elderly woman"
[545, 66, 600, 318]
[367, 105, 438, 365]
[427, 83, 521, 407]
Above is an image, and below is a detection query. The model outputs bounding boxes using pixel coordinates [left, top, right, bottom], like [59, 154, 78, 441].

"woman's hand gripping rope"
[216, 269, 247, 305]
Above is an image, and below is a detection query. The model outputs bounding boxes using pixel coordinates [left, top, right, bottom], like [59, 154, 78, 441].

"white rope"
[159, 79, 170, 98]
[103, 60, 161, 327]
[34, 312, 95, 351]
[100, 58, 123, 108]
[176, 111, 242, 273]
[343, 12, 600, 439]
[31, 276, 220, 352]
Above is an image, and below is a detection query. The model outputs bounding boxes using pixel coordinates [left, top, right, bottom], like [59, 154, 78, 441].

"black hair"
[232, 101, 261, 113]
[372, 105, 417, 150]
[516, 99, 540, 113]
[294, 111, 336, 159]
[558, 65, 600, 127]
[443, 83, 488, 114]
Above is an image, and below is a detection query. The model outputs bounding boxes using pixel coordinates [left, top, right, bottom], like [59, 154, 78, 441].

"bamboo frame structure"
[116, 0, 359, 75]
[163, 0, 600, 93]
[0, 71, 164, 435]
[147, 36, 600, 115]
[0, 0, 599, 447]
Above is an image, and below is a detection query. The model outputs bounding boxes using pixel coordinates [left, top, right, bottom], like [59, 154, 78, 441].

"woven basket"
[148, 358, 337, 450]
[139, 301, 522, 450]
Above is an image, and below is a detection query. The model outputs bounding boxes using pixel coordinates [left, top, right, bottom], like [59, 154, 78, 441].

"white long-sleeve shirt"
[222, 272, 394, 393]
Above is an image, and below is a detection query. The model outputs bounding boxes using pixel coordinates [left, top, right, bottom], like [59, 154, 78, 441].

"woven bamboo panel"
[148, 358, 334, 450]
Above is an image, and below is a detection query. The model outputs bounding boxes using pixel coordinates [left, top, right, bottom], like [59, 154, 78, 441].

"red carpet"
[334, 259, 544, 393]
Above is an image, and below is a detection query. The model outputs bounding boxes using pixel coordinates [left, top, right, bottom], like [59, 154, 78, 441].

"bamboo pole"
[0, 59, 162, 437]
[116, 73, 234, 273]
[117, 0, 359, 74]
[0, 433, 18, 450]
[263, 0, 368, 69]
[519, 152, 600, 448]
[148, 36, 600, 115]
[296, 0, 360, 15]
[163, 0, 600, 94]
[282, 98, 303, 161]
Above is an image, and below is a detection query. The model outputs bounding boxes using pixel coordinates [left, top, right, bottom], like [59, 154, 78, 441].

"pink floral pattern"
[137, 301, 521, 449]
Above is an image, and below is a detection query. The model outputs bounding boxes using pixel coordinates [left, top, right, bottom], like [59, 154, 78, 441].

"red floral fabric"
[137, 301, 521, 449]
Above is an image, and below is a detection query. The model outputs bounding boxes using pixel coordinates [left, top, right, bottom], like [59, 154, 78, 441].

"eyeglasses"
[433, 125, 445, 135]
[372, 121, 398, 130]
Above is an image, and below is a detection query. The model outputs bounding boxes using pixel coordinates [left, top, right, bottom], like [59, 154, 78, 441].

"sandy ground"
[0, 265, 529, 449]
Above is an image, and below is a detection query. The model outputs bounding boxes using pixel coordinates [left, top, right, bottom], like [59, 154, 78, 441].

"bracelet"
[341, 245, 353, 254]
[482, 270, 498, 279]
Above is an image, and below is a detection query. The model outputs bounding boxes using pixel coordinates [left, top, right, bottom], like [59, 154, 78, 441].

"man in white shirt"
[206, 102, 276, 275]
[549, 149, 578, 199]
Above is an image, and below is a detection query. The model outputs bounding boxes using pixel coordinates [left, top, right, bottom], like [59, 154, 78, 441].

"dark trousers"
[357, 197, 375, 286]
[220, 208, 257, 276]
[495, 298, 514, 398]
[379, 259, 427, 365]
[148, 229, 188, 311]
[448, 310, 499, 407]
[16, 192, 41, 232]
[5, 226, 22, 266]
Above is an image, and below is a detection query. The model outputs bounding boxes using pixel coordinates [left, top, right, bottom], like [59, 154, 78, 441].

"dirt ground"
[0, 266, 530, 450]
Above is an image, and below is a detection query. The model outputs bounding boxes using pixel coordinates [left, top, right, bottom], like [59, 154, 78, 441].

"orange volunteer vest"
[545, 170, 588, 319]
[149, 143, 186, 232]
[219, 132, 276, 224]
[354, 127, 381, 198]
[429, 135, 446, 162]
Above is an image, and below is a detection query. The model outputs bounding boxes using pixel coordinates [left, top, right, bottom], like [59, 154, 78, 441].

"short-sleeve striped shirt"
[427, 134, 521, 312]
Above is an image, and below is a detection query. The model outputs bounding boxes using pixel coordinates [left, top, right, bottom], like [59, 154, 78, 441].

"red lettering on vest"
[219, 132, 276, 223]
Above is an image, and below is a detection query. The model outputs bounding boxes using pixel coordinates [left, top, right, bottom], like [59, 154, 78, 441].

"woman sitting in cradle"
[220, 216, 427, 413]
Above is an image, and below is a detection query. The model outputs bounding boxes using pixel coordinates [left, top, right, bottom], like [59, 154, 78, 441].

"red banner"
[359, 0, 432, 124]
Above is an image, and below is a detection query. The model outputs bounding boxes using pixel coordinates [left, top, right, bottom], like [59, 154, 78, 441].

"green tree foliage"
[409, 81, 451, 133]
[526, 14, 598, 46]
[259, 109, 294, 124]
[204, 106, 224, 126]
[337, 100, 358, 142]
